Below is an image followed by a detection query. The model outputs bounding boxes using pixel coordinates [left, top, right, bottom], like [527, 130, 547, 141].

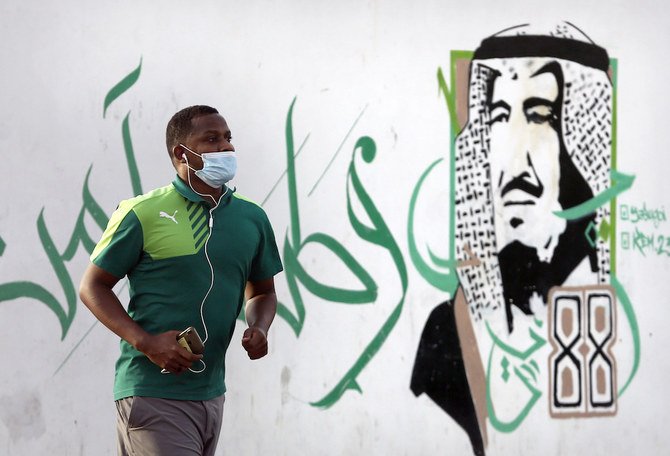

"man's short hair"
[165, 105, 219, 157]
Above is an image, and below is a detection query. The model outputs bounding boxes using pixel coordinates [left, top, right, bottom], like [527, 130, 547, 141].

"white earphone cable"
[181, 151, 230, 374]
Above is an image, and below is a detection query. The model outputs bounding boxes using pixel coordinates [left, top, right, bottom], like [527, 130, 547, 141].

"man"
[80, 105, 283, 455]
[412, 23, 615, 455]
[483, 54, 602, 333]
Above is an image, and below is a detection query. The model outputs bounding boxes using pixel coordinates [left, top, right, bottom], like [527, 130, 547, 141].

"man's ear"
[173, 145, 187, 162]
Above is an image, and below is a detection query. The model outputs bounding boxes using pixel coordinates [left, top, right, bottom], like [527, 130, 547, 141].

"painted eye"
[488, 106, 510, 125]
[487, 101, 511, 126]
[525, 105, 555, 124]
[489, 112, 509, 125]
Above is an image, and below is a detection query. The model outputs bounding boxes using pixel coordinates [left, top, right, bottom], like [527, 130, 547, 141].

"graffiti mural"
[277, 98, 408, 408]
[0, 59, 144, 344]
[411, 22, 640, 455]
[0, 58, 407, 406]
[0, 20, 652, 456]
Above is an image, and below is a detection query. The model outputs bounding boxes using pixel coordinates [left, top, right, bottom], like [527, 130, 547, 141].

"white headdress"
[455, 22, 613, 321]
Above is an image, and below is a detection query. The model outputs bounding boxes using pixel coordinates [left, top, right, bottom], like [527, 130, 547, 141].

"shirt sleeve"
[248, 210, 283, 282]
[90, 200, 144, 278]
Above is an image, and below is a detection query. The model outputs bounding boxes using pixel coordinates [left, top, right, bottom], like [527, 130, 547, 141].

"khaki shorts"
[116, 395, 225, 456]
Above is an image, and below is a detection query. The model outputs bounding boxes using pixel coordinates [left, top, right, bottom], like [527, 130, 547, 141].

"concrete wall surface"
[1, 1, 668, 454]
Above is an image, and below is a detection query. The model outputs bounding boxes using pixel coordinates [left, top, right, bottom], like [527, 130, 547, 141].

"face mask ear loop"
[181, 144, 219, 206]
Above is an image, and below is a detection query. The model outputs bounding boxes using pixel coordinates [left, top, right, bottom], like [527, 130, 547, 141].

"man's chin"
[497, 241, 548, 327]
[499, 217, 565, 262]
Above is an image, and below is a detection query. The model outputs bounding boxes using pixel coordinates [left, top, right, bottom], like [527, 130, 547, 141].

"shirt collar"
[172, 175, 233, 205]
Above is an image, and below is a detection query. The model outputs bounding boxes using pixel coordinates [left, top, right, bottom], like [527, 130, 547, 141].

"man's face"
[176, 112, 234, 167]
[487, 59, 566, 261]
[173, 113, 235, 190]
[186, 113, 234, 157]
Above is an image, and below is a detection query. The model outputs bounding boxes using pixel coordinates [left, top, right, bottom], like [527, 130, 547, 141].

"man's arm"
[241, 277, 277, 360]
[78, 263, 201, 374]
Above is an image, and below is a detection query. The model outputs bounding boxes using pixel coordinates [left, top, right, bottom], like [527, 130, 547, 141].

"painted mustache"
[499, 154, 544, 202]
[501, 173, 544, 200]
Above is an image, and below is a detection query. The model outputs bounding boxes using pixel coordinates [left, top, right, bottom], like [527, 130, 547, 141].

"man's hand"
[241, 327, 268, 360]
[242, 278, 277, 360]
[139, 330, 203, 374]
[80, 263, 202, 374]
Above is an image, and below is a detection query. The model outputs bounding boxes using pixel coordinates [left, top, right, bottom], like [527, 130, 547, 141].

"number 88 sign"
[548, 286, 617, 418]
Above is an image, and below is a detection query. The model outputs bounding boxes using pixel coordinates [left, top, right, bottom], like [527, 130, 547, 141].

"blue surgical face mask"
[181, 144, 237, 188]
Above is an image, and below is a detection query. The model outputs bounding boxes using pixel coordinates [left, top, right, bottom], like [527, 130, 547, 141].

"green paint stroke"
[275, 97, 306, 335]
[103, 57, 142, 118]
[286, 98, 301, 247]
[0, 282, 66, 336]
[1, 61, 142, 345]
[274, 240, 307, 332]
[407, 62, 464, 295]
[63, 166, 111, 259]
[0, 168, 109, 340]
[483, 309, 546, 429]
[102, 58, 144, 196]
[448, 53, 470, 263]
[122, 112, 143, 196]
[611, 273, 640, 397]
[290, 233, 377, 303]
[277, 98, 377, 337]
[610, 58, 619, 274]
[437, 67, 459, 137]
[311, 136, 408, 408]
[554, 170, 635, 220]
[485, 320, 546, 360]
[486, 345, 542, 433]
[520, 363, 538, 383]
[54, 279, 129, 376]
[407, 157, 458, 293]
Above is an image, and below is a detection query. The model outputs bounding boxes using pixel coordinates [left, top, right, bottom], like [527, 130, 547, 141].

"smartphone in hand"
[177, 326, 205, 355]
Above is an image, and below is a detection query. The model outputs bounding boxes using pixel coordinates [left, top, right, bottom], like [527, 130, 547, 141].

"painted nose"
[500, 152, 544, 198]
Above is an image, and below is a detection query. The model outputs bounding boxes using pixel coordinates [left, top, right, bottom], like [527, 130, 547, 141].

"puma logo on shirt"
[159, 210, 179, 224]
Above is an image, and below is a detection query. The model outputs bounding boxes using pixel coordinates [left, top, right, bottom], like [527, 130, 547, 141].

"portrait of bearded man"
[411, 22, 616, 456]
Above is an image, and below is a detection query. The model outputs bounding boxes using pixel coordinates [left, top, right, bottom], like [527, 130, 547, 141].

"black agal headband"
[473, 35, 610, 72]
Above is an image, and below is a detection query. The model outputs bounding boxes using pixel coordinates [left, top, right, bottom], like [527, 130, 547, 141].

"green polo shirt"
[90, 177, 283, 401]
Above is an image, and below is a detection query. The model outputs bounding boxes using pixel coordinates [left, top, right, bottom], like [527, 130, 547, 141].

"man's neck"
[201, 186, 223, 206]
[178, 173, 224, 205]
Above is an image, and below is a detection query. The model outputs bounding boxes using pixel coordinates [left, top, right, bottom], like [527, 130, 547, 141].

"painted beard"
[496, 143, 601, 333]
[497, 212, 597, 334]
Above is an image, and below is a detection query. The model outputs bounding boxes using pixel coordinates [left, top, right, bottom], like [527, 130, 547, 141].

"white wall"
[1, 1, 669, 454]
